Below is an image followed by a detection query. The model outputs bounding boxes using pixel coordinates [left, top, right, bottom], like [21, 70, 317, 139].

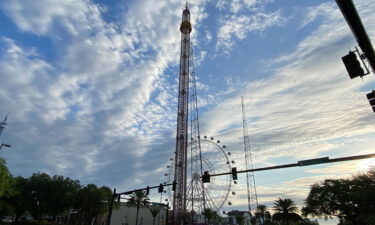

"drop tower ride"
[173, 4, 192, 225]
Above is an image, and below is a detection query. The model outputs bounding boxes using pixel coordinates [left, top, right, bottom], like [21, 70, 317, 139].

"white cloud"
[216, 10, 286, 52]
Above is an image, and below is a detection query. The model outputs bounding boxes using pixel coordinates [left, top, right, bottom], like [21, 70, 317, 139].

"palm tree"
[202, 208, 216, 225]
[235, 214, 245, 225]
[272, 198, 302, 225]
[256, 204, 272, 224]
[149, 207, 160, 225]
[126, 191, 149, 225]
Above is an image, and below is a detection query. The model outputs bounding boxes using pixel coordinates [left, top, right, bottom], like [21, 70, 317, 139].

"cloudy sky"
[1, 0, 375, 223]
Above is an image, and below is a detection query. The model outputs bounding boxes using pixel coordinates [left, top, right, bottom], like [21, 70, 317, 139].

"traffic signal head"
[172, 181, 177, 191]
[146, 186, 150, 195]
[158, 184, 164, 193]
[342, 51, 365, 79]
[366, 90, 375, 112]
[202, 171, 210, 183]
[231, 167, 238, 180]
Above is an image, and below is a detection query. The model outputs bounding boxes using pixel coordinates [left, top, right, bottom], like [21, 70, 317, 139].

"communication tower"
[0, 112, 10, 137]
[241, 97, 259, 216]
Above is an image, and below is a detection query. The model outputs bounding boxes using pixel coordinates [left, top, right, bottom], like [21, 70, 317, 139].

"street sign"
[298, 157, 329, 166]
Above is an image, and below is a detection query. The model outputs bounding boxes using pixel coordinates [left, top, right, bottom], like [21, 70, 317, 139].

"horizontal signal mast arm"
[206, 153, 375, 178]
[116, 182, 176, 196]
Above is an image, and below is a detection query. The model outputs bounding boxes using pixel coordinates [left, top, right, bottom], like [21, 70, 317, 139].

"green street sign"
[298, 157, 329, 166]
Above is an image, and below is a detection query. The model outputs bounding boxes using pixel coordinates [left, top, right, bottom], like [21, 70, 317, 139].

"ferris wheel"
[164, 136, 233, 217]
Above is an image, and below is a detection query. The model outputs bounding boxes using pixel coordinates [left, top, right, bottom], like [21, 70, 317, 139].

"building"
[109, 202, 168, 225]
[226, 210, 252, 225]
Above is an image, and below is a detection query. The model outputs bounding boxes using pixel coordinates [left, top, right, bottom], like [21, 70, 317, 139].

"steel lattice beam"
[173, 6, 192, 225]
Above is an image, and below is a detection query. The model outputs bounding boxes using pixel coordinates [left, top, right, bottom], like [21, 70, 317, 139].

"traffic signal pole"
[203, 153, 375, 179]
[335, 0, 375, 72]
[106, 182, 176, 225]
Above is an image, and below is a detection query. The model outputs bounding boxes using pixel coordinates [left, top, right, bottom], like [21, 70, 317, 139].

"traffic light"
[231, 167, 238, 180]
[172, 181, 177, 191]
[117, 194, 121, 202]
[146, 186, 150, 195]
[342, 51, 365, 79]
[202, 171, 210, 183]
[158, 184, 164, 193]
[366, 90, 375, 112]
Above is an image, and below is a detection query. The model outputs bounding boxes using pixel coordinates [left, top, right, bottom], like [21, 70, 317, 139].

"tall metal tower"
[173, 3, 192, 225]
[187, 45, 207, 223]
[0, 112, 10, 137]
[241, 96, 259, 216]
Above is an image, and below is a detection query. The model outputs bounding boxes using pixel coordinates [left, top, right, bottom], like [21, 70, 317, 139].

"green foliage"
[72, 184, 112, 225]
[298, 218, 319, 225]
[256, 204, 272, 224]
[302, 170, 375, 225]
[272, 198, 302, 225]
[126, 190, 150, 208]
[3, 176, 29, 221]
[202, 208, 218, 224]
[234, 214, 245, 225]
[0, 158, 13, 199]
[1, 167, 110, 225]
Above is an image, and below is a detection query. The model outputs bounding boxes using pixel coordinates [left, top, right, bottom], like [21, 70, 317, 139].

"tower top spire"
[0, 109, 11, 136]
[185, 0, 188, 9]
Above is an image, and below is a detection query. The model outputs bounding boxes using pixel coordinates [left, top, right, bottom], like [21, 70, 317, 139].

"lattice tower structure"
[241, 96, 259, 216]
[0, 113, 9, 137]
[187, 45, 207, 224]
[173, 5, 192, 225]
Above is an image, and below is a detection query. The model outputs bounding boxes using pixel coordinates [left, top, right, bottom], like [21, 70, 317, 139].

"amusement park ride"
[167, 3, 254, 224]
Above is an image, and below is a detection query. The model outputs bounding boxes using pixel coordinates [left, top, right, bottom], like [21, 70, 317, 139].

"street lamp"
[0, 143, 11, 151]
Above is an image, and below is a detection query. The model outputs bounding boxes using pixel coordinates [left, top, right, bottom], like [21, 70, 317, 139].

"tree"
[126, 191, 149, 225]
[302, 170, 375, 225]
[235, 214, 245, 225]
[0, 158, 13, 199]
[0, 158, 15, 216]
[73, 184, 113, 225]
[256, 204, 272, 224]
[202, 208, 217, 225]
[149, 207, 160, 225]
[2, 176, 30, 222]
[27, 172, 52, 219]
[47, 175, 81, 220]
[298, 218, 319, 225]
[272, 198, 302, 225]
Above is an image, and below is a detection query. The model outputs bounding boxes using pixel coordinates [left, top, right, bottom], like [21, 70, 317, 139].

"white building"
[109, 202, 168, 225]
[226, 210, 252, 225]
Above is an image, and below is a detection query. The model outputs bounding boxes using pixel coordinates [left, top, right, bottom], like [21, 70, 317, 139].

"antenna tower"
[173, 4, 192, 225]
[241, 96, 259, 216]
[0, 111, 10, 137]
[187, 44, 207, 223]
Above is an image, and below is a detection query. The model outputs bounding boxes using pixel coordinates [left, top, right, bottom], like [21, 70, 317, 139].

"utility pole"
[335, 0, 375, 71]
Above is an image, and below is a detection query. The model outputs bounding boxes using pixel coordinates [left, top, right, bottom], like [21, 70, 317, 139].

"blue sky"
[1, 0, 375, 223]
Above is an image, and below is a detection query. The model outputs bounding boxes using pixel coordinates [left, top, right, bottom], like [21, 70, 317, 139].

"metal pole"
[135, 199, 140, 225]
[165, 203, 169, 225]
[158, 192, 163, 225]
[107, 188, 116, 225]
[335, 0, 375, 71]
[208, 153, 375, 178]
